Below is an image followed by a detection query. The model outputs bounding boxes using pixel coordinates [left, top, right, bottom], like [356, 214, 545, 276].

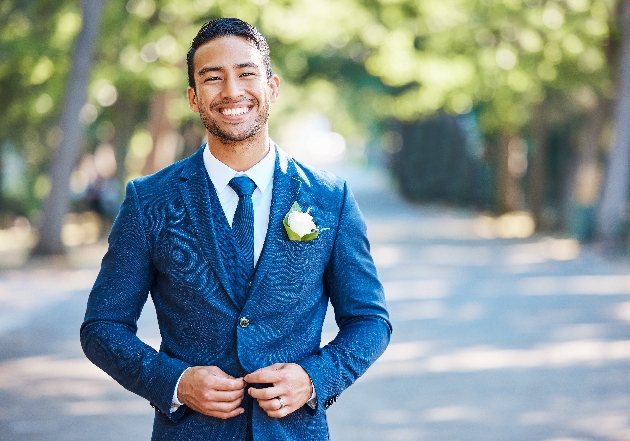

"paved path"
[1, 167, 629, 441]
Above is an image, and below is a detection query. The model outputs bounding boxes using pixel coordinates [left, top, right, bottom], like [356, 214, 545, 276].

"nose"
[221, 74, 243, 100]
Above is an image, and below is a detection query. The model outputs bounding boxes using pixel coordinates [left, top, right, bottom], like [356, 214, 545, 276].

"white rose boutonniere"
[283, 202, 324, 241]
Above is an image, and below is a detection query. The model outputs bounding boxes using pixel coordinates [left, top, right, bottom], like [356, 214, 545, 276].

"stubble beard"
[199, 98, 270, 145]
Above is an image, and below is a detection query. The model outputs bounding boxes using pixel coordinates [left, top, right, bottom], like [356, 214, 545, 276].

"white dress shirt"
[171, 142, 316, 412]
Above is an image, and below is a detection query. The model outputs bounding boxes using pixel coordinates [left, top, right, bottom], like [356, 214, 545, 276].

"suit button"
[239, 317, 250, 328]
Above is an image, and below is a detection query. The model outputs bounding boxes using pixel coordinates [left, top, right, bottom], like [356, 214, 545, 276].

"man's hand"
[177, 366, 246, 419]
[244, 363, 313, 418]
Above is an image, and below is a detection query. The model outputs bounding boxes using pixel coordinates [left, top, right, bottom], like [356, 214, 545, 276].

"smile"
[219, 106, 252, 117]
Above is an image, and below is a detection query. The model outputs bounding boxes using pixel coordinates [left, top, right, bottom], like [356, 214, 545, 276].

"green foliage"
[0, 0, 81, 214]
[361, 0, 614, 134]
[0, 0, 619, 219]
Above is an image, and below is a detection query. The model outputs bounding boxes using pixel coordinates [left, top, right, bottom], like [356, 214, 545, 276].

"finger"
[248, 385, 284, 401]
[200, 388, 246, 403]
[258, 398, 291, 419]
[202, 396, 245, 413]
[203, 406, 246, 420]
[257, 396, 285, 412]
[187, 394, 245, 417]
[202, 374, 246, 391]
[244, 364, 285, 384]
[186, 397, 242, 415]
[198, 366, 247, 390]
[264, 409, 289, 419]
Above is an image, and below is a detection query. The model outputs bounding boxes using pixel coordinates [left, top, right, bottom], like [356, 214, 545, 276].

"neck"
[207, 132, 270, 172]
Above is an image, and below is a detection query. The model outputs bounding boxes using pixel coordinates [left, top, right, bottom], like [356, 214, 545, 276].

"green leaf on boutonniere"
[283, 201, 320, 242]
[300, 230, 319, 241]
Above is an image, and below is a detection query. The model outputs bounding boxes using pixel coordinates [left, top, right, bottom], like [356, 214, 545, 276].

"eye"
[241, 72, 256, 77]
[203, 76, 221, 82]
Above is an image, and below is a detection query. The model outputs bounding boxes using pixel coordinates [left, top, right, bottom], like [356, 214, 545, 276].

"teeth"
[221, 107, 249, 116]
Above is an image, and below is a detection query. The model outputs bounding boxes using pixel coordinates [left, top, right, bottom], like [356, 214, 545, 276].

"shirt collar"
[203, 142, 276, 194]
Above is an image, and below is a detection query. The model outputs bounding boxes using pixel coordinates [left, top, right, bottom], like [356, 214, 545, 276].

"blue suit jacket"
[80, 145, 391, 440]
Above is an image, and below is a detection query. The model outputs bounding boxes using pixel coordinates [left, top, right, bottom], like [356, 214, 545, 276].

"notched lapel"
[177, 148, 236, 306]
[250, 149, 302, 293]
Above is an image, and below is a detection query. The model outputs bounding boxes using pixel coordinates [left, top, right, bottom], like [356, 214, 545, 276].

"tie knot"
[229, 176, 256, 197]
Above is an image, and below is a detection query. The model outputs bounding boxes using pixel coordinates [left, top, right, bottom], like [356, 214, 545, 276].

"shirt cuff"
[306, 378, 317, 409]
[170, 367, 190, 413]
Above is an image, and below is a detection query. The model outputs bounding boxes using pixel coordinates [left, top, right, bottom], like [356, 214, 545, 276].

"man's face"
[187, 36, 279, 144]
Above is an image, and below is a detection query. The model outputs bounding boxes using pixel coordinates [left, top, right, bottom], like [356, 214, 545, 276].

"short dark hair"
[187, 18, 273, 89]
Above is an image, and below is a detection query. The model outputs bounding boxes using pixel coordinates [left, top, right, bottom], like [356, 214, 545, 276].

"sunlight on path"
[0, 167, 629, 441]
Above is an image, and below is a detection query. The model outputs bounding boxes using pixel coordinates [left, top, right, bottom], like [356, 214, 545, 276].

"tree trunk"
[33, 0, 105, 256]
[110, 95, 142, 183]
[142, 92, 181, 176]
[596, 0, 630, 245]
[497, 133, 526, 213]
[528, 103, 548, 228]
[566, 97, 610, 240]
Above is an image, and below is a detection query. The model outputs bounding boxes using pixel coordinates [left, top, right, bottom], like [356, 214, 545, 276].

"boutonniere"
[283, 202, 325, 241]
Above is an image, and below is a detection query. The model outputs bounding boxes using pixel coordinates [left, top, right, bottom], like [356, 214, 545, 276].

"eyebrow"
[197, 62, 260, 76]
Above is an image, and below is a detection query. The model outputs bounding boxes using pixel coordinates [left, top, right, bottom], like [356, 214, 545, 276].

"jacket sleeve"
[298, 181, 392, 412]
[80, 181, 190, 420]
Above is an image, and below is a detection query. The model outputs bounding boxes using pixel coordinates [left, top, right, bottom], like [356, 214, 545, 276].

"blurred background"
[0, 0, 628, 256]
[1, 0, 630, 440]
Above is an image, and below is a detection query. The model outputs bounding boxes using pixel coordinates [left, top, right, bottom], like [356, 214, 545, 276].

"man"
[81, 18, 391, 441]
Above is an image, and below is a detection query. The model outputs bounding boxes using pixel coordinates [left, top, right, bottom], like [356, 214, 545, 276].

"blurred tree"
[358, 0, 615, 225]
[0, 0, 623, 252]
[0, 0, 81, 216]
[390, 113, 490, 207]
[596, 0, 630, 246]
[33, 0, 105, 255]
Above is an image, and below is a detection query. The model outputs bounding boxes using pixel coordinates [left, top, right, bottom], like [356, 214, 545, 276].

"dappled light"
[61, 212, 103, 247]
[474, 212, 536, 239]
[520, 275, 630, 296]
[423, 406, 482, 423]
[327, 203, 630, 440]
[0, 217, 35, 252]
[371, 339, 630, 374]
[1, 0, 630, 439]
[278, 113, 347, 166]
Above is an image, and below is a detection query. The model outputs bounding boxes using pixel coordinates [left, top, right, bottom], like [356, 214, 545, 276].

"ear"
[267, 74, 280, 103]
[187, 86, 199, 113]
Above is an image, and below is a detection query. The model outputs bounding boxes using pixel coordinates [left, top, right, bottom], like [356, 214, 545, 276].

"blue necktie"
[228, 176, 256, 276]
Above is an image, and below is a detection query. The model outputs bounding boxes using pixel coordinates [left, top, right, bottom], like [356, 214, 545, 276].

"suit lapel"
[177, 147, 237, 306]
[250, 147, 301, 293]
